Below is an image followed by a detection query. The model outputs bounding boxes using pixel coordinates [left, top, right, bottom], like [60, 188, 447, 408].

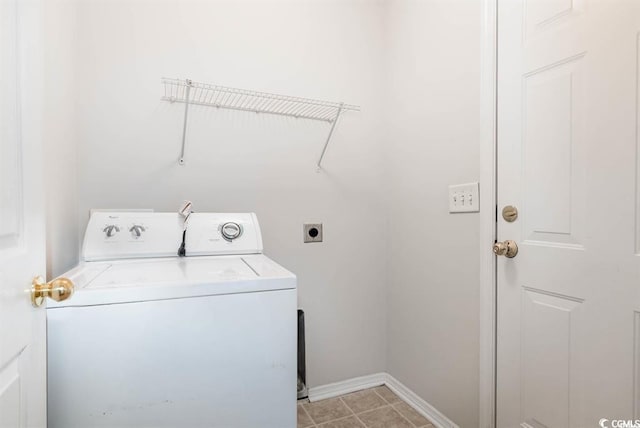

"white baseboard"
[384, 374, 459, 428]
[308, 373, 386, 402]
[307, 373, 459, 428]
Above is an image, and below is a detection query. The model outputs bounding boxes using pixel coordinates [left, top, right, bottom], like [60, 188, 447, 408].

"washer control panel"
[83, 212, 263, 261]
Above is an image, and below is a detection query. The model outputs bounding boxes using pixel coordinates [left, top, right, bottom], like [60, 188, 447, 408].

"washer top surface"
[49, 254, 295, 308]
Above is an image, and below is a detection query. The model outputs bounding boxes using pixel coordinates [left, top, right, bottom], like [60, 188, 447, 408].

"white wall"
[384, 1, 481, 427]
[68, 0, 388, 388]
[44, 0, 80, 279]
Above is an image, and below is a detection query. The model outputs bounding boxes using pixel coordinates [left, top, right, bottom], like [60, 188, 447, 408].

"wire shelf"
[161, 78, 360, 168]
[162, 78, 359, 123]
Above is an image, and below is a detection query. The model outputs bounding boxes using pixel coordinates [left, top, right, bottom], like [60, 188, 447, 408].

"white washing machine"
[47, 211, 297, 428]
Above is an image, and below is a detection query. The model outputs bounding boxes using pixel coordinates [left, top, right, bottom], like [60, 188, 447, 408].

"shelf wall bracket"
[178, 79, 193, 165]
[316, 102, 344, 172]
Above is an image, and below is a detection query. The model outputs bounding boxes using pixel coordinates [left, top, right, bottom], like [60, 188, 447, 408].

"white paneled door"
[497, 0, 640, 426]
[0, 0, 47, 426]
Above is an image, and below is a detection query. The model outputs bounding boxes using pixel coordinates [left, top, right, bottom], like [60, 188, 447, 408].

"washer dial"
[103, 225, 120, 238]
[129, 224, 146, 239]
[221, 222, 242, 241]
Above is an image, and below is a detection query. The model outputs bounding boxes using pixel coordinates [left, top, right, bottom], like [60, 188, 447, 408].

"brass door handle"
[31, 276, 74, 307]
[493, 240, 518, 258]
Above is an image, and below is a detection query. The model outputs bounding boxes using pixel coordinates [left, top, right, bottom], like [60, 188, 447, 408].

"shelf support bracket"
[178, 79, 193, 165]
[316, 102, 344, 172]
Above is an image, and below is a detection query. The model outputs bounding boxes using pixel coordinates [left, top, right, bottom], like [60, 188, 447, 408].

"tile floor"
[298, 386, 434, 428]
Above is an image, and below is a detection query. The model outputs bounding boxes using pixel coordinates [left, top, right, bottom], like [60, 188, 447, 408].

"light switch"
[449, 182, 480, 213]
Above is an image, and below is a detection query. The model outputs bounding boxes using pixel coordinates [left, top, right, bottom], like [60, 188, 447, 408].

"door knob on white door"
[493, 240, 518, 258]
[31, 276, 74, 307]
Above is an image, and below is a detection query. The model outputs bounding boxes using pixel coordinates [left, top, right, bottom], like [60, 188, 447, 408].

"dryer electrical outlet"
[303, 224, 323, 243]
[449, 182, 480, 213]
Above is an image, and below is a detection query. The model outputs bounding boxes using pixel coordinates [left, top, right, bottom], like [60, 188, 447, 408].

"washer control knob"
[103, 225, 120, 238]
[221, 222, 242, 241]
[129, 225, 146, 238]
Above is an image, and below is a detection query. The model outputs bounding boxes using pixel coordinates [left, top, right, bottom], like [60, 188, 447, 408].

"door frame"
[479, 0, 498, 427]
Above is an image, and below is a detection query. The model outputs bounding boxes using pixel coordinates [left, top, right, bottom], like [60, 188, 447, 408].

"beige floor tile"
[373, 386, 402, 404]
[303, 398, 352, 425]
[357, 406, 414, 428]
[393, 402, 433, 427]
[341, 389, 388, 414]
[318, 416, 366, 428]
[298, 403, 315, 428]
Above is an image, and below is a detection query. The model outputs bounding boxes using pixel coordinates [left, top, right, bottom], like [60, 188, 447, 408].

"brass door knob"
[493, 240, 518, 258]
[31, 276, 74, 307]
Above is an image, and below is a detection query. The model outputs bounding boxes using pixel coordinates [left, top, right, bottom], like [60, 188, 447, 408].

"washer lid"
[48, 255, 296, 308]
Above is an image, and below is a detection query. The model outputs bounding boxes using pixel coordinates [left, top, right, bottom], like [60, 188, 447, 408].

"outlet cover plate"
[303, 223, 323, 243]
[449, 182, 480, 213]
